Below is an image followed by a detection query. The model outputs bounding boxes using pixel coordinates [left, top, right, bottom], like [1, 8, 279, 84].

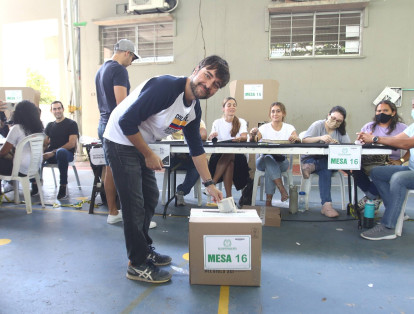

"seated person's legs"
[353, 169, 381, 210]
[361, 166, 414, 240]
[314, 158, 339, 218]
[173, 154, 200, 206]
[258, 155, 289, 204]
[54, 148, 74, 199]
[209, 153, 235, 198]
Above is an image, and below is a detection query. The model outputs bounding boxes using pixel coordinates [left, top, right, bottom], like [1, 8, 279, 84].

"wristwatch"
[203, 179, 215, 188]
[372, 136, 379, 143]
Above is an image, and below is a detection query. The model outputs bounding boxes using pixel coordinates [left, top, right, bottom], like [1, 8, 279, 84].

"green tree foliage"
[26, 69, 55, 104]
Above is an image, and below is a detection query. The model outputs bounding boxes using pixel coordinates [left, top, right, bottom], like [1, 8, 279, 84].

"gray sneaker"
[175, 190, 186, 206]
[126, 261, 172, 283]
[360, 224, 396, 240]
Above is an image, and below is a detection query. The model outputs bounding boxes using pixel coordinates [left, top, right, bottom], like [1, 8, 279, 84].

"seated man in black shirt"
[33, 101, 79, 199]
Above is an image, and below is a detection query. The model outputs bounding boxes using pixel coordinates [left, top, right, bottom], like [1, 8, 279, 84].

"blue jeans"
[353, 169, 379, 199]
[45, 148, 74, 185]
[170, 154, 199, 195]
[104, 139, 159, 266]
[302, 157, 335, 205]
[256, 155, 289, 195]
[370, 165, 414, 228]
[98, 122, 109, 165]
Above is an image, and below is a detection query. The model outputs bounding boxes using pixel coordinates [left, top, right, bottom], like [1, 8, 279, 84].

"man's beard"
[190, 80, 211, 100]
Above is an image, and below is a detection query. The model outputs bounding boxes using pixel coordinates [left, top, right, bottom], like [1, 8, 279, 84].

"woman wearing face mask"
[208, 97, 250, 198]
[354, 100, 407, 212]
[250, 102, 300, 205]
[356, 102, 414, 240]
[301, 106, 350, 218]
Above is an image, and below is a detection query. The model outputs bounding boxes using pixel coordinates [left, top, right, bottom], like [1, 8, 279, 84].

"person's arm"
[126, 132, 163, 170]
[0, 141, 13, 156]
[43, 136, 50, 151]
[249, 127, 262, 142]
[302, 121, 337, 144]
[192, 154, 223, 203]
[233, 119, 248, 142]
[389, 150, 410, 165]
[288, 130, 300, 143]
[55, 134, 77, 151]
[358, 131, 414, 149]
[199, 126, 207, 141]
[208, 120, 219, 141]
[114, 86, 128, 105]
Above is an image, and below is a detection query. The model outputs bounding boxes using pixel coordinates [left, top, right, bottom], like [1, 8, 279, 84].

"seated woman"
[208, 97, 249, 198]
[354, 100, 407, 211]
[250, 101, 300, 205]
[0, 101, 44, 193]
[301, 106, 350, 218]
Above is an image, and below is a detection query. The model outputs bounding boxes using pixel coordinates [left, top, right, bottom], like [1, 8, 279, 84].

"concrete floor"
[1, 163, 414, 314]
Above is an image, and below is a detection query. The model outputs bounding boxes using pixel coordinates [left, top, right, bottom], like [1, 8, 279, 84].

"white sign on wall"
[203, 235, 251, 270]
[244, 84, 263, 100]
[5, 90, 23, 103]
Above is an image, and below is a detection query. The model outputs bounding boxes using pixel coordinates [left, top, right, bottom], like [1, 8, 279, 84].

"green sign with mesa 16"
[203, 235, 251, 270]
[328, 145, 362, 170]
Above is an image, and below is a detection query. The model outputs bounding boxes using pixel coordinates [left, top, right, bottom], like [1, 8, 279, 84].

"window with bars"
[269, 11, 363, 58]
[100, 22, 174, 64]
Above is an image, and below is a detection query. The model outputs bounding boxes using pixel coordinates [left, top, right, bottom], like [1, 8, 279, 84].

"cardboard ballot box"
[189, 209, 262, 286]
[242, 206, 281, 227]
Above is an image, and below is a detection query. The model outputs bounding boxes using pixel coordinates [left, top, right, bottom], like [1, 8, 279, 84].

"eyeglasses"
[329, 115, 343, 124]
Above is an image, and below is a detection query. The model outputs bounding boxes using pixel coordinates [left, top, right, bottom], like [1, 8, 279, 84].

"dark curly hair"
[197, 55, 230, 88]
[370, 100, 404, 135]
[12, 100, 44, 135]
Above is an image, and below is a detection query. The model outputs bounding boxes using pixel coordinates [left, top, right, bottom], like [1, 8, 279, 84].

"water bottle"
[298, 191, 306, 212]
[363, 200, 375, 228]
[289, 185, 298, 214]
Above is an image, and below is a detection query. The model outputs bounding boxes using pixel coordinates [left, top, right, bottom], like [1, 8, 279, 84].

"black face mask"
[375, 113, 392, 124]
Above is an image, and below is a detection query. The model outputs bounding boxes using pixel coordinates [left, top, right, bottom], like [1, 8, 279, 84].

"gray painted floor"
[1, 166, 414, 313]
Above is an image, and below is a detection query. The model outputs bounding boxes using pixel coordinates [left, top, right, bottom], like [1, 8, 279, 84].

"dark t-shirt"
[45, 118, 79, 154]
[95, 60, 130, 124]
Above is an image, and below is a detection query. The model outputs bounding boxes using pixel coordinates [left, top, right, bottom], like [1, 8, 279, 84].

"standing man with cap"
[103, 55, 230, 283]
[95, 39, 139, 224]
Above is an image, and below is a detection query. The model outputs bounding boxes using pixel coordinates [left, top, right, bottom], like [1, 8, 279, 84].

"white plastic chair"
[251, 155, 293, 206]
[0, 133, 45, 213]
[161, 169, 202, 206]
[395, 189, 414, 236]
[42, 161, 81, 190]
[298, 131, 347, 211]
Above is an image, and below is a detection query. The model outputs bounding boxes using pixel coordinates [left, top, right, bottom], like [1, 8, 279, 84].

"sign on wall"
[5, 90, 23, 103]
[244, 84, 263, 100]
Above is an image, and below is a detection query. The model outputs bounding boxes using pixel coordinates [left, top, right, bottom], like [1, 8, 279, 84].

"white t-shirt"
[404, 123, 414, 171]
[210, 117, 248, 141]
[5, 124, 31, 174]
[258, 122, 296, 140]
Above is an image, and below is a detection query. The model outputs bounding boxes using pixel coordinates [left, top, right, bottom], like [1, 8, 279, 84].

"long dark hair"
[12, 100, 44, 135]
[371, 100, 403, 135]
[222, 97, 240, 137]
[328, 106, 347, 136]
